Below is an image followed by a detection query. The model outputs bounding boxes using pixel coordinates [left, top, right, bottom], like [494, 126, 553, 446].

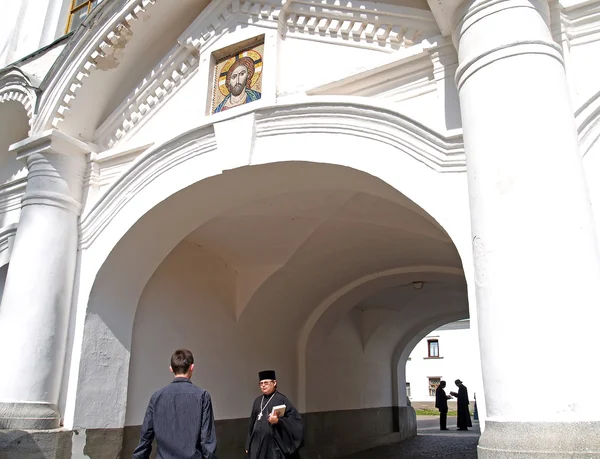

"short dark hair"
[171, 349, 194, 375]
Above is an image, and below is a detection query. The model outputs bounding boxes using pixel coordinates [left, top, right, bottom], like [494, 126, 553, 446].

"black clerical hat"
[259, 370, 276, 381]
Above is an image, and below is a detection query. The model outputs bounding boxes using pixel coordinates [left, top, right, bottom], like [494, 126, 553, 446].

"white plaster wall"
[583, 143, 600, 243]
[126, 240, 299, 424]
[18, 43, 68, 86]
[278, 38, 389, 96]
[393, 90, 446, 133]
[306, 314, 393, 412]
[405, 321, 478, 403]
[0, 0, 67, 68]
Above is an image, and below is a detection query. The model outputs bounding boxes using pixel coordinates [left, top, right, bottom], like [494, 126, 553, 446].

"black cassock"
[246, 391, 303, 459]
[456, 385, 473, 430]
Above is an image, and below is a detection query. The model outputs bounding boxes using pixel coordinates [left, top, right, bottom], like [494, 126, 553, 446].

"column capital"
[9, 130, 96, 214]
[427, 0, 553, 43]
[9, 129, 95, 160]
[429, 0, 561, 90]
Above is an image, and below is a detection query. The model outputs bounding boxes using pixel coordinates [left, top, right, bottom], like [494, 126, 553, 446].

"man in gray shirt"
[133, 349, 217, 459]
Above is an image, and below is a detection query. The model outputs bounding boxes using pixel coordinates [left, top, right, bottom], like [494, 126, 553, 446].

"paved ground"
[341, 416, 480, 459]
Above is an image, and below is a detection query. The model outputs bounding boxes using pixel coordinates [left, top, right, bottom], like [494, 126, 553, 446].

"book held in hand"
[271, 404, 286, 417]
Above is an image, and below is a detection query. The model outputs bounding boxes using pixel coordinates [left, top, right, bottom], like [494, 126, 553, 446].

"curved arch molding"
[0, 69, 37, 127]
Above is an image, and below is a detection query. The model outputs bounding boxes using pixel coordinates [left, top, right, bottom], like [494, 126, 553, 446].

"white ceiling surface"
[185, 187, 466, 330]
[185, 190, 453, 268]
[358, 278, 467, 312]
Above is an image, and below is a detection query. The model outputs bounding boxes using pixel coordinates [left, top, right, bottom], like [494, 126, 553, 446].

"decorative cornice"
[255, 100, 465, 171]
[0, 223, 18, 264]
[0, 69, 38, 127]
[33, 0, 159, 134]
[179, 0, 440, 52]
[0, 178, 27, 215]
[558, 0, 600, 46]
[284, 0, 439, 49]
[86, 143, 154, 192]
[179, 0, 282, 50]
[94, 45, 199, 148]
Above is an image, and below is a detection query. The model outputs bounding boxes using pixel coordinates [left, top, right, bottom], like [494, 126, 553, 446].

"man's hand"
[268, 412, 279, 424]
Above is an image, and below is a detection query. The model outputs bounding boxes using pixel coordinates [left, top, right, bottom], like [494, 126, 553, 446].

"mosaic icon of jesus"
[213, 53, 262, 114]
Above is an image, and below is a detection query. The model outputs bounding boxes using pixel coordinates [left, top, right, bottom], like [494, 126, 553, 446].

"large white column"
[0, 130, 89, 429]
[429, 0, 600, 456]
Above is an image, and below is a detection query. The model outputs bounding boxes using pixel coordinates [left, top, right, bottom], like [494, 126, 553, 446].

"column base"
[478, 420, 600, 458]
[0, 428, 124, 459]
[0, 429, 73, 459]
[0, 402, 61, 429]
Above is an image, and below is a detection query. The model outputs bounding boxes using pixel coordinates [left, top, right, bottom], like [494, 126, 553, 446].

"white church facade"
[1, 0, 600, 458]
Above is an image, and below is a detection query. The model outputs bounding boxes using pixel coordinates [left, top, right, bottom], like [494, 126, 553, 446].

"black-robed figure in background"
[435, 380, 452, 430]
[450, 379, 472, 431]
[246, 370, 303, 459]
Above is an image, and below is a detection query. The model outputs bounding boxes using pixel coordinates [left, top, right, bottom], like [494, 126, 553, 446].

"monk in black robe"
[246, 370, 303, 459]
[450, 379, 472, 431]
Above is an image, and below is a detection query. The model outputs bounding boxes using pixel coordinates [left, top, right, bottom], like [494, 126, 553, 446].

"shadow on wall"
[0, 429, 73, 459]
[121, 406, 417, 459]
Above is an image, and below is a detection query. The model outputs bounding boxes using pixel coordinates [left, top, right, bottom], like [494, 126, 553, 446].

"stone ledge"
[478, 420, 600, 458]
[0, 429, 72, 459]
[0, 402, 61, 430]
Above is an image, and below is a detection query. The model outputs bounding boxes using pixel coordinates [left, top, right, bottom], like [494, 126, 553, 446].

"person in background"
[435, 380, 452, 430]
[450, 379, 472, 431]
[133, 349, 217, 459]
[245, 370, 303, 459]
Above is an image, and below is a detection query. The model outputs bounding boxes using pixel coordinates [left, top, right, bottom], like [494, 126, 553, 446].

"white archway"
[64, 106, 473, 433]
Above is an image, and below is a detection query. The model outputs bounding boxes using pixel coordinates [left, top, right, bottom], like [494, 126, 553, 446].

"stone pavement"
[340, 416, 480, 459]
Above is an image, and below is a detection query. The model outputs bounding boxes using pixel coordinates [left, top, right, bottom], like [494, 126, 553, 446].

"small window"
[428, 377, 440, 396]
[66, 0, 101, 33]
[428, 339, 439, 357]
[405, 382, 411, 398]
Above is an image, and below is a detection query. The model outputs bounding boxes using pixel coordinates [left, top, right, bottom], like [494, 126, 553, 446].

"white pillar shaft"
[0, 130, 88, 429]
[456, 0, 600, 423]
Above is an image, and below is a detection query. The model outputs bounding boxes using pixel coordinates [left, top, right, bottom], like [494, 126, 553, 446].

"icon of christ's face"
[228, 63, 249, 96]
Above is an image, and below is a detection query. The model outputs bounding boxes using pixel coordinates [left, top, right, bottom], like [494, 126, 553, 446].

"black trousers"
[439, 408, 448, 430]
